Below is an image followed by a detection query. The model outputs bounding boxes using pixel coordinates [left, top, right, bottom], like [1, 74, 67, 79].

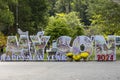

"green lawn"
[116, 48, 120, 60]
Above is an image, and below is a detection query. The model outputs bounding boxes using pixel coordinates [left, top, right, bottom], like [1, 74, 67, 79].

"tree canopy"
[87, 0, 120, 35]
[0, 0, 120, 36]
[45, 12, 84, 41]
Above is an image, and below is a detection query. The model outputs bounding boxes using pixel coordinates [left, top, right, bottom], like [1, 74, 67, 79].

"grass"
[89, 53, 95, 61]
[116, 48, 120, 60]
[44, 53, 48, 60]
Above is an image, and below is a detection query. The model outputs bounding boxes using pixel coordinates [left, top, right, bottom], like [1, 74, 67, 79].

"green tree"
[54, 0, 91, 25]
[71, 0, 91, 25]
[48, 0, 57, 16]
[17, 0, 33, 33]
[45, 12, 84, 41]
[28, 0, 49, 32]
[45, 14, 72, 41]
[64, 12, 84, 37]
[0, 0, 16, 35]
[87, 0, 120, 35]
[54, 0, 72, 14]
[8, 0, 50, 34]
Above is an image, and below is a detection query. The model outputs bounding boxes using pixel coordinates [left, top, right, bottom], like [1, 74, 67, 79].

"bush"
[45, 12, 84, 41]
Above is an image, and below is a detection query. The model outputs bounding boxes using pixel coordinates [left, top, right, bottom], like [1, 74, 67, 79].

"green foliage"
[65, 12, 81, 28]
[71, 0, 91, 25]
[18, 0, 33, 33]
[0, 0, 50, 35]
[0, 0, 15, 33]
[0, 9, 14, 25]
[85, 25, 102, 36]
[28, 0, 49, 29]
[87, 0, 120, 35]
[45, 15, 72, 41]
[54, 0, 91, 25]
[45, 12, 84, 41]
[0, 32, 7, 47]
[48, 0, 56, 16]
[54, 0, 72, 13]
[17, 0, 49, 34]
[0, 0, 120, 37]
[64, 12, 84, 37]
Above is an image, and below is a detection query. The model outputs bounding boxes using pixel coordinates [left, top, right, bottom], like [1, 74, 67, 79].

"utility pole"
[16, 0, 19, 29]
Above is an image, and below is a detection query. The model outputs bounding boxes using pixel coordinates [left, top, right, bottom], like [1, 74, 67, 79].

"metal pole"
[16, 0, 19, 29]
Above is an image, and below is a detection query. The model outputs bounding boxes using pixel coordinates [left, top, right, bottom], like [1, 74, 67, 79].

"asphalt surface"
[0, 61, 120, 80]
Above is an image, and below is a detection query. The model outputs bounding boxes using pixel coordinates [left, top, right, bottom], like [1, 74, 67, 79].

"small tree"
[45, 12, 84, 42]
[45, 15, 73, 41]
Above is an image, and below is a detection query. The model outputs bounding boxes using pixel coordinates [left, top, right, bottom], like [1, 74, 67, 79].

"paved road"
[0, 61, 120, 80]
